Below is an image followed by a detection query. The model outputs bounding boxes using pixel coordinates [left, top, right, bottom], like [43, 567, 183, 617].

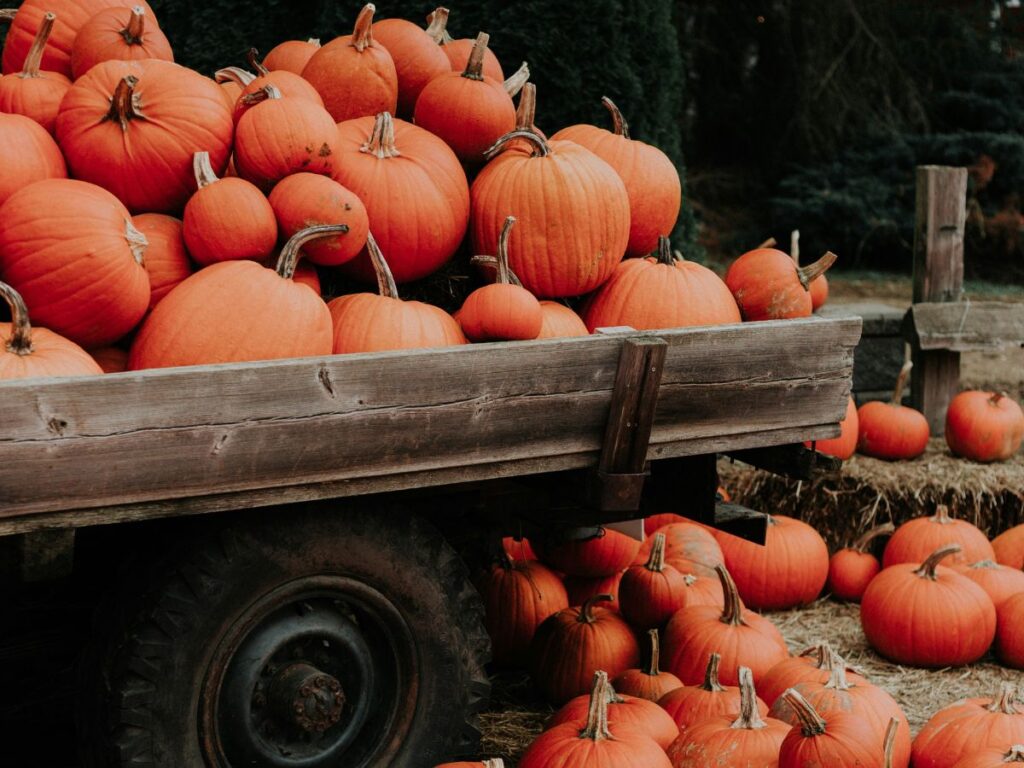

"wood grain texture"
[0, 317, 860, 530]
[906, 301, 1024, 351]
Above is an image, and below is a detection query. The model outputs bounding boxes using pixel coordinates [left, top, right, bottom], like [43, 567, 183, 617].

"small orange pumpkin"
[70, 5, 173, 79]
[618, 532, 691, 629]
[955, 559, 1024, 610]
[537, 301, 588, 338]
[0, 12, 72, 135]
[424, 8, 504, 82]
[913, 683, 1024, 768]
[610, 629, 684, 702]
[90, 345, 129, 373]
[993, 523, 1024, 570]
[371, 15, 450, 117]
[658, 652, 769, 731]
[132, 213, 192, 311]
[538, 526, 641, 578]
[827, 522, 893, 602]
[857, 361, 931, 460]
[883, 504, 995, 568]
[261, 38, 321, 74]
[268, 173, 368, 267]
[790, 231, 828, 310]
[806, 395, 859, 460]
[757, 642, 868, 709]
[946, 390, 1024, 463]
[725, 242, 837, 321]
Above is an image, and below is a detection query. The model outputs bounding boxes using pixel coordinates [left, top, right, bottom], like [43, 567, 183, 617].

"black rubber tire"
[77, 504, 490, 767]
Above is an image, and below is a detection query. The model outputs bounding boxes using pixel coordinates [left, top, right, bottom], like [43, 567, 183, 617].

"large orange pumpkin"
[996, 593, 1024, 669]
[128, 225, 338, 369]
[756, 642, 868, 709]
[268, 173, 368, 267]
[618, 532, 690, 629]
[994, 523, 1024, 569]
[725, 245, 837, 321]
[882, 504, 995, 568]
[372, 15, 450, 117]
[70, 5, 173, 79]
[538, 526, 641, 578]
[946, 390, 1024, 462]
[952, 746, 1024, 768]
[0, 178, 150, 347]
[610, 629, 684, 702]
[826, 522, 893, 602]
[777, 688, 885, 768]
[132, 213, 192, 311]
[261, 38, 321, 75]
[0, 12, 71, 135]
[471, 129, 630, 298]
[581, 235, 740, 331]
[955, 559, 1024, 610]
[182, 151, 278, 266]
[328, 233, 467, 354]
[90, 345, 129, 374]
[637, 520, 724, 570]
[913, 684, 1024, 768]
[857, 361, 931, 460]
[56, 59, 233, 213]
[333, 112, 470, 284]
[861, 544, 997, 667]
[0, 112, 67, 206]
[553, 98, 681, 257]
[424, 8, 504, 82]
[806, 395, 859, 460]
[657, 652, 768, 732]
[2, 0, 153, 78]
[233, 48, 324, 117]
[302, 4, 398, 122]
[0, 281, 103, 379]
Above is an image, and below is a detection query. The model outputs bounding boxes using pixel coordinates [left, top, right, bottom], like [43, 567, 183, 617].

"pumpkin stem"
[601, 96, 630, 139]
[276, 225, 351, 280]
[307, 37, 321, 46]
[890, 360, 913, 405]
[644, 532, 667, 573]
[757, 237, 777, 249]
[125, 218, 147, 267]
[20, 11, 54, 78]
[424, 7, 453, 44]
[122, 6, 146, 45]
[913, 544, 962, 580]
[240, 83, 282, 107]
[351, 4, 376, 53]
[494, 216, 517, 285]
[482, 761, 505, 768]
[214, 66, 256, 86]
[469, 254, 524, 287]
[577, 594, 613, 625]
[715, 564, 747, 627]
[822, 650, 852, 692]
[969, 560, 998, 570]
[360, 112, 402, 159]
[462, 32, 489, 80]
[1000, 746, 1024, 763]
[514, 82, 537, 132]
[0, 281, 35, 356]
[655, 236, 675, 266]
[790, 229, 800, 266]
[932, 504, 954, 525]
[365, 231, 399, 299]
[503, 61, 530, 96]
[796, 641, 833, 667]
[991, 391, 1008, 406]
[485, 129, 550, 160]
[782, 688, 828, 737]
[989, 682, 1021, 714]
[644, 629, 661, 677]
[247, 47, 270, 77]
[852, 522, 895, 553]
[797, 251, 837, 290]
[0, 9, 16, 22]
[578, 671, 613, 742]
[883, 717, 899, 768]
[731, 667, 768, 730]
[699, 652, 726, 693]
[106, 75, 143, 131]
[192, 151, 220, 189]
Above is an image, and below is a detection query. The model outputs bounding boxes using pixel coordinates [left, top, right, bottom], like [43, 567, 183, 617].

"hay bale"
[720, 439, 1024, 549]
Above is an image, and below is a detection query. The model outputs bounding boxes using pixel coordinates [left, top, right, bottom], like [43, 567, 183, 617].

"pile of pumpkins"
[455, 508, 1024, 766]
[0, 0, 838, 381]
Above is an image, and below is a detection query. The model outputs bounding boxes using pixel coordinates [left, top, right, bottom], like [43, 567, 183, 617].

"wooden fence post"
[911, 165, 968, 434]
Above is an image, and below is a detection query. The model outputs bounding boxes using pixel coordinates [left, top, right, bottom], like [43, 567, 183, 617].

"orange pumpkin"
[502, 536, 537, 561]
[372, 15, 450, 117]
[996, 593, 1024, 669]
[414, 32, 516, 163]
[471, 129, 630, 298]
[262, 38, 321, 74]
[328, 233, 467, 354]
[424, 8, 504, 82]
[724, 244, 837, 321]
[658, 652, 768, 732]
[883, 504, 995, 568]
[129, 225, 338, 369]
[292, 261, 320, 295]
[777, 688, 885, 767]
[0, 112, 67, 206]
[956, 559, 1024, 610]
[611, 629, 684, 702]
[90, 345, 129, 373]
[70, 5, 173, 79]
[538, 526, 641, 578]
[132, 213, 192, 311]
[435, 762, 504, 768]
[827, 522, 893, 602]
[757, 642, 868, 709]
[946, 390, 1024, 463]
[0, 178, 150, 347]
[563, 571, 624, 613]
[553, 98, 681, 257]
[56, 59, 233, 213]
[268, 173, 368, 267]
[220, 49, 325, 123]
[582, 236, 740, 331]
[952, 746, 1024, 768]
[302, 4, 398, 122]
[182, 151, 278, 266]
[537, 301, 588, 338]
[333, 111, 469, 284]
[0, 281, 103, 379]
[806, 395, 859, 460]
[618, 532, 690, 629]
[994, 523, 1024, 569]
[0, 12, 71, 135]
[913, 684, 1024, 768]
[857, 361, 931, 460]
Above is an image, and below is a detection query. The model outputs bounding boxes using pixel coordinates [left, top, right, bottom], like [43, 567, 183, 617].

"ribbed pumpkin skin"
[552, 119, 681, 257]
[230, 71, 325, 123]
[478, 559, 568, 667]
[90, 345, 129, 373]
[292, 262, 320, 294]
[994, 524, 1024, 569]
[0, 178, 150, 347]
[645, 514, 686, 535]
[913, 689, 1024, 768]
[414, 71, 516, 163]
[0, 15, 72, 136]
[537, 301, 588, 338]
[618, 536, 690, 630]
[658, 658, 769, 732]
[778, 706, 884, 768]
[810, 275, 829, 309]
[268, 174, 368, 267]
[582, 254, 740, 332]
[611, 633, 684, 703]
[757, 650, 868, 709]
[471, 137, 630, 299]
[956, 560, 1024, 609]
[70, 6, 173, 79]
[233, 96, 337, 191]
[333, 115, 469, 284]
[548, 692, 679, 749]
[519, 719, 671, 768]
[372, 18, 450, 117]
[183, 177, 278, 266]
[857, 401, 930, 460]
[459, 284, 542, 342]
[635, 522, 724, 569]
[129, 261, 332, 369]
[860, 552, 996, 667]
[883, 507, 995, 568]
[827, 548, 880, 602]
[952, 746, 1024, 768]
[563, 572, 624, 613]
[329, 294, 467, 354]
[57, 60, 232, 214]
[715, 515, 829, 610]
[725, 248, 813, 321]
[946, 391, 1024, 462]
[2, 0, 153, 78]
[262, 40, 321, 74]
[996, 593, 1024, 668]
[539, 527, 641, 578]
[806, 396, 859, 460]
[528, 599, 640, 704]
[0, 113, 66, 206]
[132, 214, 192, 311]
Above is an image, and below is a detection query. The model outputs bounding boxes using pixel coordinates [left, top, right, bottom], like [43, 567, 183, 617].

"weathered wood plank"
[0, 317, 859, 525]
[905, 301, 1024, 351]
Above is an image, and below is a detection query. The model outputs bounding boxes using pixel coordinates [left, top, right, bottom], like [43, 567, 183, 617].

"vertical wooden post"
[911, 165, 967, 434]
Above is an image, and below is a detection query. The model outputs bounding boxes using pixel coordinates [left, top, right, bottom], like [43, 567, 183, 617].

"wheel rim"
[199, 576, 416, 767]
